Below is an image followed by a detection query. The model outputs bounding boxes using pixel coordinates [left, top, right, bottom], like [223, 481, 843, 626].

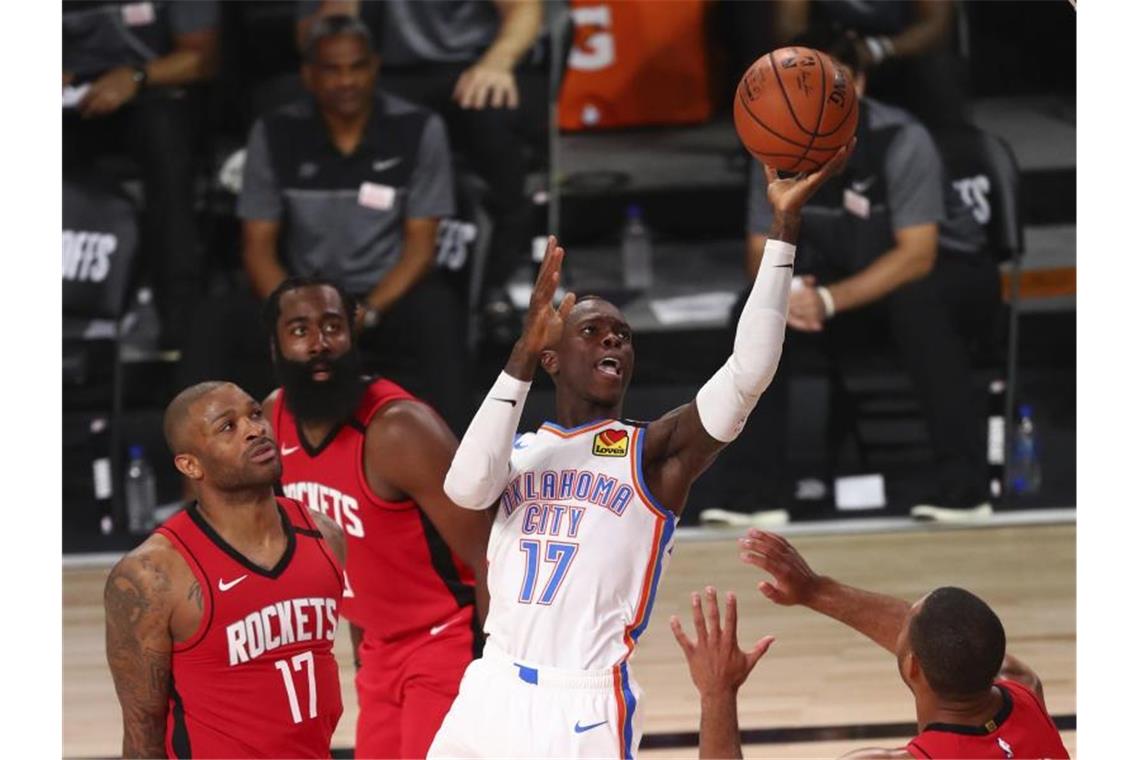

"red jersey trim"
[156, 519, 214, 654]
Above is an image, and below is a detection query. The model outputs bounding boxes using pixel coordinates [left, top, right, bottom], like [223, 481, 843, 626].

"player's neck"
[195, 488, 284, 547]
[554, 394, 622, 429]
[916, 685, 1005, 732]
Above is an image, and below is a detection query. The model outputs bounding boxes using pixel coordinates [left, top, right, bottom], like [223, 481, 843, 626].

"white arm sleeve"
[443, 371, 531, 510]
[695, 238, 795, 442]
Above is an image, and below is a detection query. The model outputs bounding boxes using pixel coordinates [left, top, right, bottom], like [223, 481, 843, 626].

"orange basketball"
[733, 47, 859, 173]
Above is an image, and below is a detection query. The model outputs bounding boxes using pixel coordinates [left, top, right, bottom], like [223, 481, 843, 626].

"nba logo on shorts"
[592, 429, 629, 457]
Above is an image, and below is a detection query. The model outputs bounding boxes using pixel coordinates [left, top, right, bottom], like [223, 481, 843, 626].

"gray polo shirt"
[748, 97, 984, 271]
[63, 1, 218, 79]
[297, 0, 500, 67]
[238, 92, 455, 295]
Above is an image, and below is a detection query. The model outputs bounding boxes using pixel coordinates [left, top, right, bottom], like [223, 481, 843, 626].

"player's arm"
[741, 529, 911, 654]
[998, 652, 1046, 706]
[443, 236, 575, 511]
[368, 401, 494, 622]
[309, 510, 347, 566]
[104, 539, 177, 758]
[670, 588, 775, 760]
[641, 146, 853, 514]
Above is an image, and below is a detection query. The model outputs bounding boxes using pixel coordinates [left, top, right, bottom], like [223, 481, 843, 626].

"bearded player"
[261, 277, 492, 759]
[427, 145, 851, 758]
[105, 381, 346, 758]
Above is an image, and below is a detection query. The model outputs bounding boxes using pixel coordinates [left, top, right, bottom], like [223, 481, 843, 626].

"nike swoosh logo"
[492, 397, 518, 407]
[218, 575, 248, 592]
[372, 157, 402, 172]
[574, 720, 606, 734]
[281, 445, 300, 456]
[774, 263, 794, 268]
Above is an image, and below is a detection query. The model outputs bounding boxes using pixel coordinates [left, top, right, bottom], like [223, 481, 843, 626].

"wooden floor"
[63, 523, 1075, 758]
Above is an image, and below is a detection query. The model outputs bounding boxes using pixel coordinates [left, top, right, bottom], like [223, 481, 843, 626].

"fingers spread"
[724, 591, 739, 647]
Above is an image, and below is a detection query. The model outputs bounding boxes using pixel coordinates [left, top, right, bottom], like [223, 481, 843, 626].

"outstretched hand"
[517, 236, 576, 355]
[670, 587, 775, 697]
[765, 138, 856, 214]
[739, 529, 823, 606]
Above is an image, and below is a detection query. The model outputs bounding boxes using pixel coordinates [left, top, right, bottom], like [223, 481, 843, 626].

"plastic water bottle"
[621, 204, 653, 290]
[125, 445, 157, 534]
[1009, 404, 1042, 496]
[986, 381, 1006, 500]
[90, 417, 114, 535]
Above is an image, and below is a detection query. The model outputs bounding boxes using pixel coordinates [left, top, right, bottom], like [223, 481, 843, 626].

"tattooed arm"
[104, 537, 178, 758]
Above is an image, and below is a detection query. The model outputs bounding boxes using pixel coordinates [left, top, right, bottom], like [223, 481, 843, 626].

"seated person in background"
[774, 0, 969, 128]
[716, 31, 1000, 522]
[63, 0, 220, 349]
[238, 14, 470, 432]
[298, 0, 546, 327]
[669, 531, 1070, 759]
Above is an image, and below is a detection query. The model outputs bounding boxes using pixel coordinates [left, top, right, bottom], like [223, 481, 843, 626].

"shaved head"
[163, 381, 231, 454]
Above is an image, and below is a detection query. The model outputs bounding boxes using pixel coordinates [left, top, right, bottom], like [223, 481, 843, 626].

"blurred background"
[61, 0, 1076, 553]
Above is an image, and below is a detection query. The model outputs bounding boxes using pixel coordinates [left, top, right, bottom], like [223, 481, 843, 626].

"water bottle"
[621, 204, 653, 290]
[1009, 404, 1042, 496]
[986, 381, 1006, 500]
[90, 417, 114, 535]
[125, 445, 157, 534]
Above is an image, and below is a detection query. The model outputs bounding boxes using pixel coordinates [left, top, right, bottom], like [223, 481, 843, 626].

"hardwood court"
[63, 523, 1075, 758]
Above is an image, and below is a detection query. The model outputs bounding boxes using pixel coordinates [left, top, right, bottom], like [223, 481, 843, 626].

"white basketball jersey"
[483, 418, 677, 671]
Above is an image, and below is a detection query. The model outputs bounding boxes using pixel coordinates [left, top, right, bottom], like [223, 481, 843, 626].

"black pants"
[716, 253, 1001, 510]
[355, 274, 472, 435]
[380, 64, 547, 301]
[63, 91, 202, 348]
[178, 273, 471, 435]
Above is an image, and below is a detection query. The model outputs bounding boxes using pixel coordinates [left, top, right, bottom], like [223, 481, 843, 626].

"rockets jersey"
[484, 419, 677, 670]
[155, 498, 344, 759]
[273, 378, 477, 640]
[907, 680, 1070, 759]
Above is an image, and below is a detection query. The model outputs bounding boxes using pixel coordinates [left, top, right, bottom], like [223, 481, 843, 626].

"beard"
[275, 348, 367, 424]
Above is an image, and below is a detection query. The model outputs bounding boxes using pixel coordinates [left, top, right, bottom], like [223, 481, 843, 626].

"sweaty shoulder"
[368, 397, 450, 444]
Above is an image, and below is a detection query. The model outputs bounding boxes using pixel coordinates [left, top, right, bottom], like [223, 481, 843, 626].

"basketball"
[733, 47, 859, 173]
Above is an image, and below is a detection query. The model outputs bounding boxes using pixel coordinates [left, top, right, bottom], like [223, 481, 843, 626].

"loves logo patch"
[592, 428, 629, 458]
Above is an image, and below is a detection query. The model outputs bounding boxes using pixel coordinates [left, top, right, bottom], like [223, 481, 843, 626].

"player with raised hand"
[738, 529, 1070, 759]
[428, 144, 851, 759]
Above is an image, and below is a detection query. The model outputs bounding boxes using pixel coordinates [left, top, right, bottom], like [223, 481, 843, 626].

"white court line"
[675, 507, 1076, 542]
[63, 508, 1076, 569]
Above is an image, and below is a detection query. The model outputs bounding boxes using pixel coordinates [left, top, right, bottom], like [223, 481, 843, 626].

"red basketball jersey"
[273, 378, 477, 640]
[907, 680, 1070, 759]
[155, 498, 344, 759]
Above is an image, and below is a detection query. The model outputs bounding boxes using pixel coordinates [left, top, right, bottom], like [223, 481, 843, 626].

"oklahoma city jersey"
[485, 418, 677, 670]
[156, 498, 344, 758]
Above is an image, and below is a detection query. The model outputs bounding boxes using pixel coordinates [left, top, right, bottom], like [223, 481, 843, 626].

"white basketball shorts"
[427, 643, 645, 759]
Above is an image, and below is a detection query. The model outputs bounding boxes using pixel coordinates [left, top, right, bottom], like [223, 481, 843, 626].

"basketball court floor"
[63, 513, 1075, 758]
